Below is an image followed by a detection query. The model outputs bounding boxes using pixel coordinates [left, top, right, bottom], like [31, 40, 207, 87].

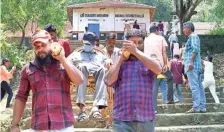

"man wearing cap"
[45, 24, 71, 57]
[183, 22, 206, 113]
[11, 30, 83, 132]
[67, 32, 110, 121]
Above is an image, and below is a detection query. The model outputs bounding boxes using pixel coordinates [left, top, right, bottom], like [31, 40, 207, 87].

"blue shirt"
[184, 32, 202, 73]
[112, 60, 155, 121]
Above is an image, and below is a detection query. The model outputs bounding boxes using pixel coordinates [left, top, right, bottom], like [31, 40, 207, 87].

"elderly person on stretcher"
[67, 32, 111, 121]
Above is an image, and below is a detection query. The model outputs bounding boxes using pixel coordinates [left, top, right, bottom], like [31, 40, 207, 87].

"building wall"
[72, 8, 150, 40]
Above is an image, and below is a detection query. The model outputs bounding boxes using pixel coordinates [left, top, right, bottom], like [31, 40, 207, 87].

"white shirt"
[203, 61, 215, 82]
[103, 47, 120, 63]
[168, 34, 178, 43]
[144, 33, 168, 66]
[173, 42, 180, 56]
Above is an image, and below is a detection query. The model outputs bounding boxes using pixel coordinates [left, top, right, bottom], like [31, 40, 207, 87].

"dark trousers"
[164, 70, 174, 102]
[1, 81, 13, 107]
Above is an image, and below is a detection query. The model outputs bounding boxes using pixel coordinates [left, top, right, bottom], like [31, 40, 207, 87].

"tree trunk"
[18, 29, 25, 49]
[18, 20, 28, 49]
[179, 17, 184, 35]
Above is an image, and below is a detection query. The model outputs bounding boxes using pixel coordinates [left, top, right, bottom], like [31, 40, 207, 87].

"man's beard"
[36, 52, 53, 67]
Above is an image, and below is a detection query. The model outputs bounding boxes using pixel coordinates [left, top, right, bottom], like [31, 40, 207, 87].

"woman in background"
[0, 58, 16, 108]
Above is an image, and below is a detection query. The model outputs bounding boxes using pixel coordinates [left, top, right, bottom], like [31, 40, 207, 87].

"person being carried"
[105, 29, 162, 132]
[67, 32, 111, 122]
[11, 30, 83, 132]
[202, 55, 220, 103]
[44, 24, 71, 57]
[0, 58, 16, 108]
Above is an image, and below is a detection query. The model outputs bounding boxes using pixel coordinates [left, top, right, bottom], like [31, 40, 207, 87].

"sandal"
[185, 108, 200, 114]
[89, 108, 103, 120]
[77, 111, 89, 122]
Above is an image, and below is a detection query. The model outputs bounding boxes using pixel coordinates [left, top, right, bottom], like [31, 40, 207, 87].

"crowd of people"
[0, 20, 220, 132]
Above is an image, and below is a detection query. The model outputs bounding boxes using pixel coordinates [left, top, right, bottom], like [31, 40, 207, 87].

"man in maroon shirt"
[45, 24, 71, 57]
[157, 21, 164, 36]
[11, 30, 83, 131]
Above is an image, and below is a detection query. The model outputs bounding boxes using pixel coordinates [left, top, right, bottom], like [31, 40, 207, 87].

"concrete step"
[74, 116, 108, 128]
[74, 128, 112, 132]
[157, 103, 224, 114]
[156, 124, 224, 132]
[20, 108, 224, 129]
[158, 87, 224, 93]
[69, 92, 224, 102]
[23, 103, 224, 120]
[22, 125, 224, 132]
[66, 112, 224, 128]
[158, 92, 223, 99]
[157, 98, 224, 104]
[155, 112, 224, 126]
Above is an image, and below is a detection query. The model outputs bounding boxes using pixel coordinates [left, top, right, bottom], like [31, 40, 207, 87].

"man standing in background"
[157, 21, 164, 36]
[183, 22, 206, 113]
[45, 24, 71, 57]
[144, 25, 174, 112]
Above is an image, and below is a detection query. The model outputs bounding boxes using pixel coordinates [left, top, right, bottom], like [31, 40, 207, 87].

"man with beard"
[67, 32, 110, 122]
[45, 24, 71, 57]
[103, 32, 120, 63]
[11, 30, 83, 132]
[104, 29, 162, 132]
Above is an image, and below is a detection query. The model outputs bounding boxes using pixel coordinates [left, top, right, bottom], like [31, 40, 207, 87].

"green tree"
[123, 0, 173, 21]
[1, 0, 66, 48]
[213, 0, 224, 25]
[172, 0, 204, 34]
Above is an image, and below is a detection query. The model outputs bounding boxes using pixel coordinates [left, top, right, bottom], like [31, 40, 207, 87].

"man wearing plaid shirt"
[105, 29, 162, 132]
[11, 30, 83, 131]
[183, 22, 206, 113]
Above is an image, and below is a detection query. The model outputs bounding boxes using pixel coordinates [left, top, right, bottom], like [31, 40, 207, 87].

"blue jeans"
[113, 119, 154, 132]
[153, 78, 167, 111]
[186, 70, 206, 111]
[173, 84, 183, 103]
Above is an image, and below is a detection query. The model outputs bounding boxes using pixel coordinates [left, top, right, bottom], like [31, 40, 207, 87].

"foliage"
[1, 0, 67, 47]
[207, 27, 224, 35]
[0, 25, 34, 68]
